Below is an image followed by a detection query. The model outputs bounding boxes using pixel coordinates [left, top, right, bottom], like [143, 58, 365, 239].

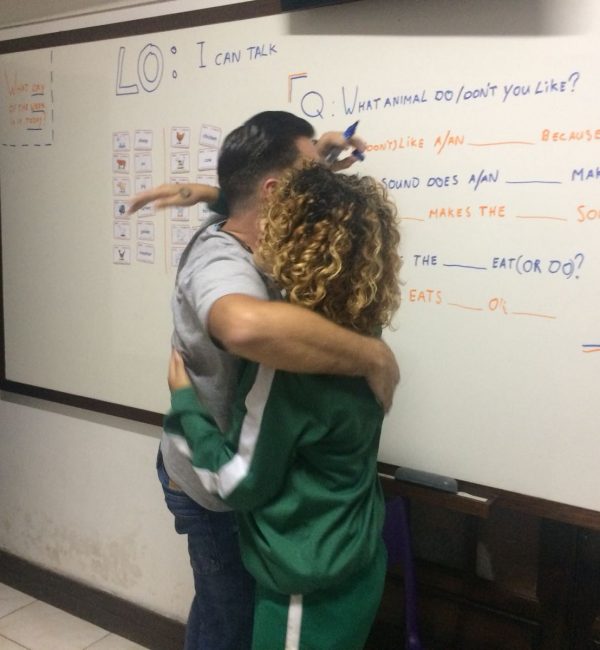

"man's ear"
[261, 176, 279, 197]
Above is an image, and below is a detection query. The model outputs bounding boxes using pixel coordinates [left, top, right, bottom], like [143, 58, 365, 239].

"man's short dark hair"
[218, 111, 315, 209]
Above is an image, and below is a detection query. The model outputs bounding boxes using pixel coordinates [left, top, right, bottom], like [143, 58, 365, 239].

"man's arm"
[209, 294, 399, 412]
[127, 182, 219, 214]
[126, 129, 365, 215]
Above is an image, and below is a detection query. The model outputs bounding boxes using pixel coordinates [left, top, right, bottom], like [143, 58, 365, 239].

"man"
[149, 111, 399, 650]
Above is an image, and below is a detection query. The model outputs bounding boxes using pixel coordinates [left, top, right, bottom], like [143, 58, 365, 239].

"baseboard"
[0, 549, 185, 650]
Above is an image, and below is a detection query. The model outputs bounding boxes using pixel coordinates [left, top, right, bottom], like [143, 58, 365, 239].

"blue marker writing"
[324, 120, 365, 164]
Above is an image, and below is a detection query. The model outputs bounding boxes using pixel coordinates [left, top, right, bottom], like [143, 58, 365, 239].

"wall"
[0, 0, 240, 621]
[2, 0, 600, 624]
[0, 393, 194, 619]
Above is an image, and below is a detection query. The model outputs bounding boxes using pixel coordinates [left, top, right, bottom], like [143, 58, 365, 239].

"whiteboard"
[1, 0, 600, 511]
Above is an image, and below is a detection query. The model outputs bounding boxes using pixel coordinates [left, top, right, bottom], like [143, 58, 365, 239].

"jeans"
[157, 451, 255, 650]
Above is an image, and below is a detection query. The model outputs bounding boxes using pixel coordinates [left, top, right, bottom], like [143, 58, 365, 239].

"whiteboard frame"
[2, 0, 600, 528]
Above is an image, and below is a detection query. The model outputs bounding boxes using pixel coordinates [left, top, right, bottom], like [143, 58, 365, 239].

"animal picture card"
[171, 126, 190, 148]
[113, 131, 130, 151]
[113, 244, 131, 265]
[113, 220, 131, 240]
[170, 151, 190, 174]
[113, 153, 130, 173]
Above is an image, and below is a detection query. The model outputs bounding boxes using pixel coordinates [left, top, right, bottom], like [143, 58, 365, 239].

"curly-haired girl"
[165, 162, 401, 650]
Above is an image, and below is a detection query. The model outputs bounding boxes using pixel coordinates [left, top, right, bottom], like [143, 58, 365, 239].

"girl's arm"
[165, 350, 298, 511]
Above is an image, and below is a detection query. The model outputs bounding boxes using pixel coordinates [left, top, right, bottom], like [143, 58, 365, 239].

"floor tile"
[0, 584, 35, 619]
[0, 600, 107, 650]
[86, 634, 148, 650]
[0, 635, 29, 650]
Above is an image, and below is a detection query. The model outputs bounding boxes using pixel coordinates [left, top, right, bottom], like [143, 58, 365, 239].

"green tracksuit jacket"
[164, 361, 385, 595]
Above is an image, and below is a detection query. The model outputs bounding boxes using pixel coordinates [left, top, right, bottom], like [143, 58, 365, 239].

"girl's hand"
[168, 348, 192, 392]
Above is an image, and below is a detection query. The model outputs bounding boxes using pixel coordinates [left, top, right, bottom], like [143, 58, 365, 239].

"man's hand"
[168, 348, 192, 392]
[315, 131, 367, 171]
[128, 183, 219, 215]
[364, 339, 400, 413]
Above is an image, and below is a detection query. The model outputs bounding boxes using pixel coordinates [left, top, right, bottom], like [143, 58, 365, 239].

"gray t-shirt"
[160, 217, 281, 509]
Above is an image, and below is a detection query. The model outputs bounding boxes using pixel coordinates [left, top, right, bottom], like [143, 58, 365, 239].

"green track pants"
[251, 541, 387, 650]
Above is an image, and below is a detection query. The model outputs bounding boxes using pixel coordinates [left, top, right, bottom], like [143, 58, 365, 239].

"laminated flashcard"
[171, 223, 192, 246]
[171, 151, 190, 174]
[113, 177, 131, 196]
[199, 124, 221, 148]
[134, 152, 153, 173]
[198, 203, 211, 221]
[113, 153, 130, 173]
[171, 126, 190, 148]
[113, 131, 130, 151]
[113, 199, 128, 219]
[137, 242, 155, 264]
[134, 175, 153, 194]
[196, 174, 219, 220]
[138, 203, 155, 218]
[170, 206, 190, 221]
[197, 148, 218, 171]
[169, 176, 190, 186]
[113, 220, 131, 240]
[134, 129, 153, 150]
[137, 221, 155, 241]
[113, 244, 131, 265]
[197, 174, 218, 186]
[171, 247, 185, 268]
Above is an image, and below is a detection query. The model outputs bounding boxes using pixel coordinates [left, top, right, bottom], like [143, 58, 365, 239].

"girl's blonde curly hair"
[256, 163, 401, 335]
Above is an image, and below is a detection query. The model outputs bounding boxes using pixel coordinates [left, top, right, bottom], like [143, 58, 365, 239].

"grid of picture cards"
[112, 124, 221, 267]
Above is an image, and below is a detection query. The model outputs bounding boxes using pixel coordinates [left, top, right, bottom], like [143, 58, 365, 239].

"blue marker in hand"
[325, 120, 365, 164]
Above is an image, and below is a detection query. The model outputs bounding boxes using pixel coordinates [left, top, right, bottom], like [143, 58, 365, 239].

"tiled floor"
[0, 582, 149, 650]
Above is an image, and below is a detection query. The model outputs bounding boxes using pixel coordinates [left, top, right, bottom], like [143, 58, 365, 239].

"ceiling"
[0, 0, 167, 29]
